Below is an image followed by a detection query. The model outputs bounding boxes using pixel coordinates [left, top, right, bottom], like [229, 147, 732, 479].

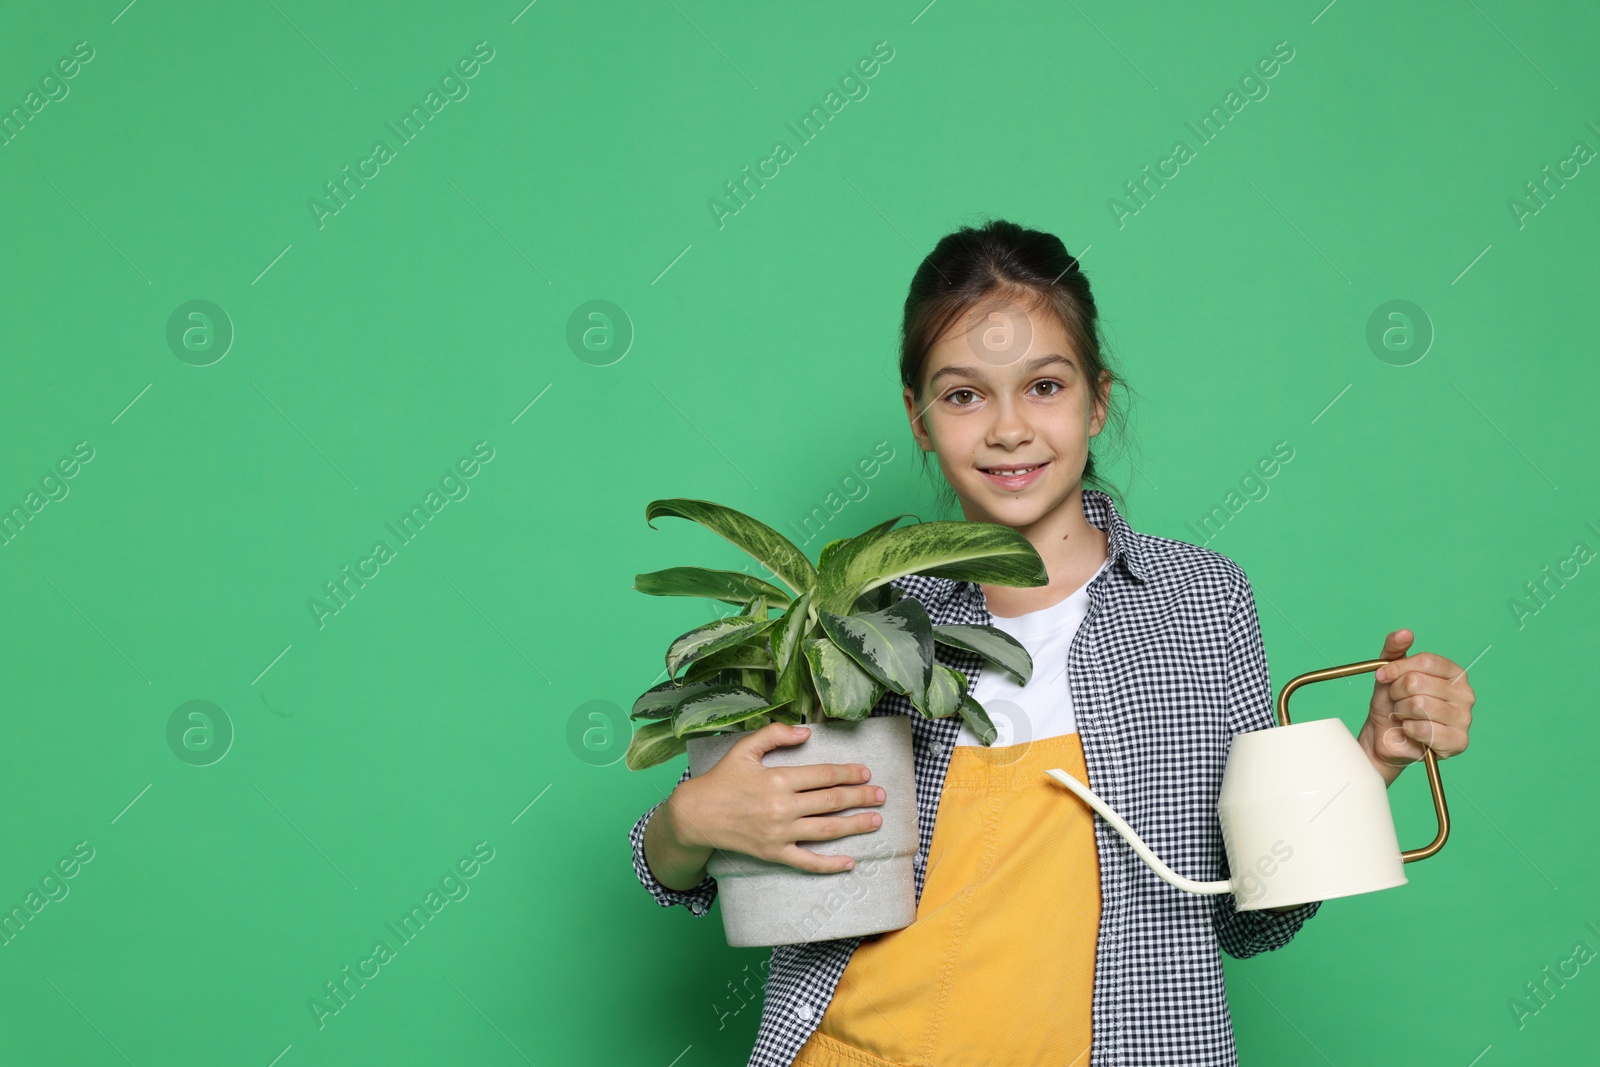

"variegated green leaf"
[816, 597, 934, 702]
[814, 520, 1047, 615]
[633, 566, 792, 607]
[645, 499, 817, 596]
[737, 667, 769, 699]
[932, 624, 1034, 686]
[803, 637, 884, 720]
[682, 639, 776, 683]
[767, 703, 808, 725]
[858, 513, 918, 539]
[921, 662, 968, 720]
[812, 514, 914, 611]
[625, 718, 687, 770]
[672, 684, 781, 737]
[631, 676, 735, 720]
[816, 511, 914, 577]
[666, 615, 776, 677]
[741, 596, 769, 621]
[816, 537, 850, 574]
[770, 591, 812, 671]
[958, 693, 998, 746]
[769, 590, 814, 708]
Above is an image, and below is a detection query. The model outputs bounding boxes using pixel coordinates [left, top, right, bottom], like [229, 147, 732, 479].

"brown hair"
[898, 217, 1134, 516]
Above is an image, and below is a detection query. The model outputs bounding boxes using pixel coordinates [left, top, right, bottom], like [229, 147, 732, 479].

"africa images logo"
[706, 41, 896, 230]
[307, 842, 496, 1030]
[1107, 40, 1296, 229]
[307, 42, 496, 230]
[307, 441, 495, 630]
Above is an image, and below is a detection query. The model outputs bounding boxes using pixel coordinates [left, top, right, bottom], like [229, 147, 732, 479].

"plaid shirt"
[628, 489, 1322, 1066]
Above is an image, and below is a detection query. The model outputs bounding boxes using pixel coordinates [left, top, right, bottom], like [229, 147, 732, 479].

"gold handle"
[1275, 657, 1450, 863]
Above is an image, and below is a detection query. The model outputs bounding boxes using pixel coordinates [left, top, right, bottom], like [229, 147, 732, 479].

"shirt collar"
[1082, 487, 1148, 584]
[926, 488, 1147, 617]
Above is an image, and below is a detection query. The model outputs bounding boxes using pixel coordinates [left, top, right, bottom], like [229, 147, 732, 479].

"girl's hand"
[666, 722, 887, 874]
[1356, 629, 1475, 787]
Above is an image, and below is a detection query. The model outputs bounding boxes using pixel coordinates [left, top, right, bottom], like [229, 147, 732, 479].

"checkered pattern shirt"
[628, 489, 1322, 1066]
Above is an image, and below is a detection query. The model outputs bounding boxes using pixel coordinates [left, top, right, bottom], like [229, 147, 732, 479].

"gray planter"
[684, 715, 921, 948]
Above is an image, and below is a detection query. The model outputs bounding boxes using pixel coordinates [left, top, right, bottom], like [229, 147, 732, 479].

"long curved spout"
[1045, 768, 1233, 896]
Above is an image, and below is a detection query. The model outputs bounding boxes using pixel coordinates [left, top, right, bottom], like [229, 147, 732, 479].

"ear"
[1087, 372, 1112, 438]
[903, 386, 934, 451]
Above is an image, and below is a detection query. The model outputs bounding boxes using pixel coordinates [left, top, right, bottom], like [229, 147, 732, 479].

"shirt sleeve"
[1211, 565, 1324, 959]
[629, 764, 719, 917]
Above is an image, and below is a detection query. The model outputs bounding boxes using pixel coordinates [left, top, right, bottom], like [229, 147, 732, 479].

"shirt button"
[913, 851, 924, 866]
[795, 1003, 814, 1021]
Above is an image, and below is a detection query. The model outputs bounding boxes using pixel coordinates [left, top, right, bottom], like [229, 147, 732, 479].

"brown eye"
[1033, 380, 1063, 397]
[946, 389, 977, 406]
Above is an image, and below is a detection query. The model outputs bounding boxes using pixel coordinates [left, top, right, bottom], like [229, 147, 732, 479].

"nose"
[986, 395, 1033, 449]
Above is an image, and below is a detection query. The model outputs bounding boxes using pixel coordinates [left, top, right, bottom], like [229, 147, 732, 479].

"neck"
[974, 485, 1110, 616]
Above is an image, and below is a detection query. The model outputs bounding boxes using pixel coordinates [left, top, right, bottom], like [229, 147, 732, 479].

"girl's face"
[902, 297, 1109, 531]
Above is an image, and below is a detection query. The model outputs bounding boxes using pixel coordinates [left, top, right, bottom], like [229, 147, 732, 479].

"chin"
[963, 493, 1046, 525]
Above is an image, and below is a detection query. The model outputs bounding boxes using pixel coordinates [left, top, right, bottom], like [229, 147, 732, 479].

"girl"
[630, 219, 1475, 1067]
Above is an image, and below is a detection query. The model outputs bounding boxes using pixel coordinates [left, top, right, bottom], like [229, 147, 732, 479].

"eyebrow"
[928, 353, 1076, 389]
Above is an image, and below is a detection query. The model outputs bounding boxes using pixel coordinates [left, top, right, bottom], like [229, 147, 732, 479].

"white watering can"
[1046, 658, 1451, 910]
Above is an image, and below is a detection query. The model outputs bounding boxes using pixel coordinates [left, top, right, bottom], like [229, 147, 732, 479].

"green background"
[2, 1, 1595, 1064]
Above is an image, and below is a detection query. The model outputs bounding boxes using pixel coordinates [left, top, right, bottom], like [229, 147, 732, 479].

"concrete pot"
[684, 715, 921, 948]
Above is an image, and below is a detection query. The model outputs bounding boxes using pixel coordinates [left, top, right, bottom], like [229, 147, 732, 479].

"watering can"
[1045, 658, 1451, 911]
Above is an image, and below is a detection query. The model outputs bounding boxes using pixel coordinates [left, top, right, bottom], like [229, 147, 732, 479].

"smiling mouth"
[978, 461, 1050, 488]
[979, 462, 1048, 476]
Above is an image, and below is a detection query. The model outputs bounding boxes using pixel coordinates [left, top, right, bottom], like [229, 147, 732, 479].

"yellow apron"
[794, 730, 1100, 1067]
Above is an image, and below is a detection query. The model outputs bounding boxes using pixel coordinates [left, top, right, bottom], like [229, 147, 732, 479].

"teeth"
[988, 467, 1037, 476]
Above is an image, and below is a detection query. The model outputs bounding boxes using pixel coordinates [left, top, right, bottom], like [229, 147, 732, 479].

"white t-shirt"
[954, 558, 1109, 748]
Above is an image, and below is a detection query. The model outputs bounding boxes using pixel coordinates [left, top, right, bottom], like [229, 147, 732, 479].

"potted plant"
[626, 498, 1047, 947]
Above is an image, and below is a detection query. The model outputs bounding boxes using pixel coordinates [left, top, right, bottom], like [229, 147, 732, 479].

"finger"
[790, 783, 887, 820]
[775, 842, 859, 875]
[735, 722, 815, 760]
[1388, 692, 1472, 730]
[778, 760, 874, 793]
[1380, 714, 1465, 755]
[1379, 723, 1428, 762]
[795, 810, 885, 844]
[1375, 650, 1463, 684]
[1396, 717, 1469, 758]
[1383, 672, 1472, 708]
[1377, 629, 1414, 664]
